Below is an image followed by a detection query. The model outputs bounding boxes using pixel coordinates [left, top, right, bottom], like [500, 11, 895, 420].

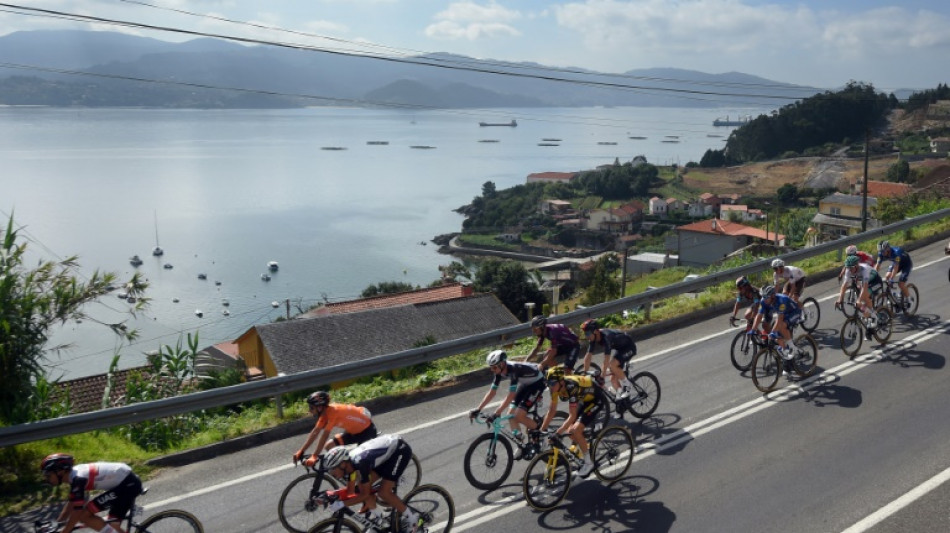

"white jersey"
[69, 462, 132, 491]
[843, 264, 881, 285]
[773, 265, 805, 284]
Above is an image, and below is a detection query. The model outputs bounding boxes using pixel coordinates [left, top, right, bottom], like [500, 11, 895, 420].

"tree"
[776, 183, 800, 205]
[472, 259, 545, 317]
[0, 215, 147, 424]
[481, 181, 497, 200]
[581, 254, 621, 306]
[361, 281, 417, 298]
[886, 159, 910, 183]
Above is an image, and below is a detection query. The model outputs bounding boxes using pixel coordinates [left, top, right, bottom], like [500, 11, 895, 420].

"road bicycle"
[305, 483, 454, 533]
[839, 305, 894, 358]
[749, 330, 819, 393]
[875, 279, 919, 317]
[728, 316, 767, 372]
[798, 296, 821, 332]
[279, 452, 421, 533]
[837, 275, 862, 319]
[576, 359, 660, 422]
[463, 402, 564, 491]
[522, 426, 634, 511]
[34, 488, 203, 533]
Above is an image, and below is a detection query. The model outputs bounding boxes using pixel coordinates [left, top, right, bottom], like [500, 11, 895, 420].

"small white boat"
[195, 310, 203, 318]
[152, 212, 164, 256]
[271, 301, 280, 308]
[261, 273, 271, 281]
[117, 291, 128, 299]
[129, 255, 143, 267]
[268, 261, 279, 272]
[222, 309, 230, 316]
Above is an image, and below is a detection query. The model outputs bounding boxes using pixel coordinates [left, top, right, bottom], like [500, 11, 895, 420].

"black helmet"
[307, 391, 330, 407]
[735, 276, 750, 288]
[581, 319, 599, 333]
[530, 315, 547, 328]
[41, 453, 74, 474]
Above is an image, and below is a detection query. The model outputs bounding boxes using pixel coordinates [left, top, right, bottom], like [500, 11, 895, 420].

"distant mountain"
[0, 29, 824, 109]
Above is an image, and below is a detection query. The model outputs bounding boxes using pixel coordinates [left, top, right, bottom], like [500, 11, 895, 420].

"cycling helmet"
[545, 365, 566, 383]
[530, 315, 547, 328]
[735, 276, 750, 288]
[844, 255, 860, 268]
[322, 446, 351, 471]
[771, 259, 785, 269]
[307, 391, 330, 407]
[580, 319, 599, 333]
[760, 285, 776, 299]
[486, 349, 507, 367]
[845, 245, 858, 256]
[41, 453, 74, 474]
[878, 240, 890, 253]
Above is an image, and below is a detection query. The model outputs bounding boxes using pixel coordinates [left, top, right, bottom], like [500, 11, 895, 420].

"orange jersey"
[315, 403, 372, 434]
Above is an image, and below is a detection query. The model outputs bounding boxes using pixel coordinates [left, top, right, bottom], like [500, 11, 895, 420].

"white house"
[649, 196, 667, 217]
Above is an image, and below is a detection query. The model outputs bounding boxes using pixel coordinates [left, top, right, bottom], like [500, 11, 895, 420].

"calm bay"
[0, 105, 769, 378]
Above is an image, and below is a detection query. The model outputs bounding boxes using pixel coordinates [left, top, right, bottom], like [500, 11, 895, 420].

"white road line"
[840, 464, 950, 533]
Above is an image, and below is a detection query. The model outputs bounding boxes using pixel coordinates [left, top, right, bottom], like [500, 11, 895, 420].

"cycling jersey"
[759, 293, 801, 322]
[854, 251, 875, 266]
[736, 286, 761, 305]
[588, 329, 637, 363]
[844, 264, 883, 287]
[315, 403, 373, 435]
[773, 265, 806, 284]
[348, 434, 413, 483]
[549, 375, 603, 408]
[539, 324, 580, 349]
[491, 361, 543, 390]
[879, 246, 912, 273]
[68, 463, 142, 519]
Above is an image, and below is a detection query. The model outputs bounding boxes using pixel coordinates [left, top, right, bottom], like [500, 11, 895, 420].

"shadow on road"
[532, 475, 674, 532]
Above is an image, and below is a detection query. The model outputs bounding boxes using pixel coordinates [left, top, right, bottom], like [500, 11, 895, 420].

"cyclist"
[469, 349, 545, 459]
[836, 255, 884, 339]
[579, 319, 636, 399]
[293, 391, 377, 467]
[527, 315, 580, 371]
[730, 276, 765, 328]
[771, 259, 807, 304]
[876, 240, 913, 306]
[538, 365, 607, 478]
[838, 245, 876, 281]
[750, 285, 801, 359]
[40, 453, 143, 533]
[320, 435, 421, 532]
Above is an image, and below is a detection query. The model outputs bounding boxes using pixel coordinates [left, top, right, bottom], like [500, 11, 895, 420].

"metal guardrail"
[2, 208, 948, 447]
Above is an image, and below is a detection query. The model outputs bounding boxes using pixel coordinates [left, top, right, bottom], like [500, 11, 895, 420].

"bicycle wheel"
[903, 284, 919, 316]
[137, 510, 204, 533]
[523, 450, 572, 511]
[278, 472, 341, 533]
[800, 297, 820, 332]
[627, 371, 660, 419]
[462, 433, 513, 491]
[790, 334, 818, 377]
[404, 484, 455, 533]
[305, 518, 360, 533]
[729, 331, 755, 372]
[872, 306, 894, 344]
[839, 317, 863, 358]
[574, 361, 602, 376]
[591, 426, 634, 483]
[751, 348, 781, 393]
[842, 286, 859, 319]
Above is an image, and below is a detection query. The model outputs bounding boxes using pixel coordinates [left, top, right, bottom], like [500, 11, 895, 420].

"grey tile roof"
[256, 294, 520, 375]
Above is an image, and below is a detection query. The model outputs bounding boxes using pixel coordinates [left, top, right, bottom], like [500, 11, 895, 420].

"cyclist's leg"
[512, 382, 544, 431]
[607, 353, 625, 391]
[375, 442, 413, 512]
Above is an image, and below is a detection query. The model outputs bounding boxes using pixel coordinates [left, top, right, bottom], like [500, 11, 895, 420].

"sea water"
[0, 105, 770, 378]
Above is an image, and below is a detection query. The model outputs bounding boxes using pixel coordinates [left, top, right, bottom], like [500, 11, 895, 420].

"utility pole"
[861, 128, 870, 232]
[620, 247, 629, 298]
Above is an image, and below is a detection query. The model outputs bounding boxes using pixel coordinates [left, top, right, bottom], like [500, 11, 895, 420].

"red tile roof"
[865, 180, 912, 198]
[676, 218, 784, 241]
[52, 365, 155, 414]
[301, 282, 474, 318]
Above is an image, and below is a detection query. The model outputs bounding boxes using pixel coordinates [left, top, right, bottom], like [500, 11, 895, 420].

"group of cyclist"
[42, 240, 917, 529]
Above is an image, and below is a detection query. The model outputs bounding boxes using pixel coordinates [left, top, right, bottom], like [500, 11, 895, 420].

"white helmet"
[771, 259, 785, 269]
[845, 245, 858, 256]
[322, 445, 351, 470]
[486, 349, 507, 366]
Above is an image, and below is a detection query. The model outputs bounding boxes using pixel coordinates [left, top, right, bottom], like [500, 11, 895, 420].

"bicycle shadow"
[532, 475, 675, 532]
[794, 374, 864, 408]
[882, 347, 945, 370]
[0, 504, 58, 533]
[626, 413, 686, 454]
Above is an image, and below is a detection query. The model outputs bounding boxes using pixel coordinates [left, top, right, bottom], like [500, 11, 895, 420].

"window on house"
[830, 207, 841, 216]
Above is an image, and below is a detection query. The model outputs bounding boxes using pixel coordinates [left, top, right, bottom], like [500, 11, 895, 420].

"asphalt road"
[6, 241, 949, 533]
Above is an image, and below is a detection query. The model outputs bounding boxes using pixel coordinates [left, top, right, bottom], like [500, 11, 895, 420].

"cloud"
[425, 1, 522, 40]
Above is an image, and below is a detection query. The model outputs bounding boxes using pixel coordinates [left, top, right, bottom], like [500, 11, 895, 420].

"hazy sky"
[2, 0, 948, 92]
